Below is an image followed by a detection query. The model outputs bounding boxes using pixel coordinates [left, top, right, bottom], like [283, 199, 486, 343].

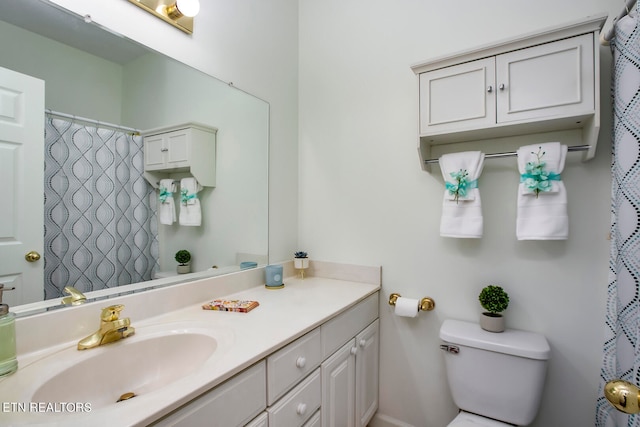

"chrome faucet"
[61, 286, 87, 306]
[77, 305, 135, 350]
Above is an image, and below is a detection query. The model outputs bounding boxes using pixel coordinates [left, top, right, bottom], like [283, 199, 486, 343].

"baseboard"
[368, 413, 416, 427]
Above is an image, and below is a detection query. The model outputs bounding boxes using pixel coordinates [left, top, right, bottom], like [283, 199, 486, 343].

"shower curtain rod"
[45, 109, 141, 135]
[600, 0, 636, 45]
[423, 144, 591, 165]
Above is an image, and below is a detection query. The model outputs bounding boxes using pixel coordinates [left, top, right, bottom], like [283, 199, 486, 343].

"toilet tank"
[439, 320, 550, 426]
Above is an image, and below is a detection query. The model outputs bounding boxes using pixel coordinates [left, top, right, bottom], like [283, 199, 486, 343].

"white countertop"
[0, 271, 379, 426]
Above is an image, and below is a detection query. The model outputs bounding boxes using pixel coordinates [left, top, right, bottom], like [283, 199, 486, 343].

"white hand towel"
[439, 151, 485, 238]
[179, 177, 203, 226]
[158, 179, 176, 225]
[516, 142, 568, 240]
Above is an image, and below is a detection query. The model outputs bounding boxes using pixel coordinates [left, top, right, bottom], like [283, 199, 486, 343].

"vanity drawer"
[267, 327, 321, 405]
[267, 368, 321, 427]
[152, 361, 266, 427]
[303, 409, 321, 427]
[321, 293, 378, 359]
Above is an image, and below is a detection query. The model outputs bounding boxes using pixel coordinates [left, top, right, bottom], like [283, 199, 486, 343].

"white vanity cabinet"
[142, 123, 217, 188]
[150, 292, 379, 427]
[412, 14, 606, 169]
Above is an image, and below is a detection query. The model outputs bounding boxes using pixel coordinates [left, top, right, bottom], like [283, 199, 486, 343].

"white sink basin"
[3, 321, 233, 412]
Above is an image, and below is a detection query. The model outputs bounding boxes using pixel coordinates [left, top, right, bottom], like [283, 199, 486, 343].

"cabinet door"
[496, 33, 594, 123]
[355, 320, 379, 427]
[419, 57, 496, 134]
[165, 129, 191, 168]
[321, 339, 356, 427]
[144, 134, 167, 170]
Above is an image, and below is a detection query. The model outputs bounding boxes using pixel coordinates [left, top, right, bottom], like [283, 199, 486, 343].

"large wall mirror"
[0, 0, 269, 315]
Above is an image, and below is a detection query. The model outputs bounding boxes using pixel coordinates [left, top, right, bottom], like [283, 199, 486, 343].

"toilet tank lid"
[440, 319, 551, 360]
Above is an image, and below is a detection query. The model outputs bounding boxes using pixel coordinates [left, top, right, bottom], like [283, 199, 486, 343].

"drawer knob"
[296, 356, 306, 369]
[350, 347, 357, 356]
[296, 403, 307, 416]
[359, 339, 366, 348]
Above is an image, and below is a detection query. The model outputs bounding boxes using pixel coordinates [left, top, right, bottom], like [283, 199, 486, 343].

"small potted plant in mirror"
[175, 250, 192, 274]
[294, 251, 309, 278]
[478, 285, 509, 333]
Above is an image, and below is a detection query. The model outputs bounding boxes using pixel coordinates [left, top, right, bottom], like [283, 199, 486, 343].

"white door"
[0, 66, 44, 306]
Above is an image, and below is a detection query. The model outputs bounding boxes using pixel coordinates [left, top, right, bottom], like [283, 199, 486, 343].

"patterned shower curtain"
[43, 117, 159, 300]
[596, 3, 640, 426]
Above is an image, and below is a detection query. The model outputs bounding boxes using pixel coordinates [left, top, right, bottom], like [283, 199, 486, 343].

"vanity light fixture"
[127, 0, 200, 34]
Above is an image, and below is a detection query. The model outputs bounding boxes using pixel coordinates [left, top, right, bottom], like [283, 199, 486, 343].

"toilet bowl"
[440, 319, 551, 426]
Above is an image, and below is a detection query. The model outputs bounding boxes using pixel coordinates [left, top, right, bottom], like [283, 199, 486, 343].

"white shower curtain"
[43, 117, 159, 299]
[596, 3, 640, 426]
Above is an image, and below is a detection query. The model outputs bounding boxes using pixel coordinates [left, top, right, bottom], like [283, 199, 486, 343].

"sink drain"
[117, 392, 136, 403]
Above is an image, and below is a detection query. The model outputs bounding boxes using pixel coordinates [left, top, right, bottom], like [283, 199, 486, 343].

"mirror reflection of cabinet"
[143, 123, 217, 188]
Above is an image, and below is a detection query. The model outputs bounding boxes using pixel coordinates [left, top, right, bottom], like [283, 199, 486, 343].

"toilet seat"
[447, 412, 514, 427]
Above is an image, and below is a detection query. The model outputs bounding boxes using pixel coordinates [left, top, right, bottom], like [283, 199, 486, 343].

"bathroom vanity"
[0, 261, 380, 427]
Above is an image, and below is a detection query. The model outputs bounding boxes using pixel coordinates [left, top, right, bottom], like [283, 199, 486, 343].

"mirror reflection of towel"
[179, 177, 203, 226]
[438, 151, 485, 238]
[159, 179, 176, 225]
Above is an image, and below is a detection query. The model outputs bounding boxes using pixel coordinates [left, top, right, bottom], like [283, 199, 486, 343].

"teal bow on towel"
[521, 160, 561, 197]
[159, 186, 172, 204]
[181, 188, 198, 205]
[445, 169, 477, 204]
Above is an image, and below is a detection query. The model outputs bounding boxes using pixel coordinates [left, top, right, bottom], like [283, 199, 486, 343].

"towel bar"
[423, 144, 590, 165]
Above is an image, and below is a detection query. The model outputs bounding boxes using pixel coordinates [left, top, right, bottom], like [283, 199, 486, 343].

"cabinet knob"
[499, 83, 505, 90]
[486, 85, 493, 93]
[295, 356, 306, 369]
[296, 403, 307, 416]
[359, 339, 366, 348]
[350, 347, 358, 356]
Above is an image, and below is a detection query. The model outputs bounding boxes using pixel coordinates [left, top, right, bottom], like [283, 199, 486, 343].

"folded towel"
[439, 151, 485, 238]
[179, 177, 203, 226]
[158, 179, 176, 225]
[516, 142, 568, 240]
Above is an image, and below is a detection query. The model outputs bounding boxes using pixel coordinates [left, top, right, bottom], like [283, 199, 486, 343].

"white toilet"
[439, 319, 551, 426]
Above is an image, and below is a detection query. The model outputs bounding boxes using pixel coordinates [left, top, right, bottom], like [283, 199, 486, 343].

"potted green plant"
[478, 285, 509, 332]
[293, 251, 309, 278]
[175, 250, 192, 274]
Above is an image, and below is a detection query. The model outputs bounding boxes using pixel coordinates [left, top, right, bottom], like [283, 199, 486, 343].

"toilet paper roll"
[394, 297, 419, 318]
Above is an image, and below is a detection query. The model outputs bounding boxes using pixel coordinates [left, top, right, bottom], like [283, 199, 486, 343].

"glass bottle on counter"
[0, 284, 17, 377]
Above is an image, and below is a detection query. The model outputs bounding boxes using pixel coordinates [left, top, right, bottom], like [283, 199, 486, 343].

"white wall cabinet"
[142, 123, 217, 187]
[150, 292, 379, 427]
[412, 14, 606, 170]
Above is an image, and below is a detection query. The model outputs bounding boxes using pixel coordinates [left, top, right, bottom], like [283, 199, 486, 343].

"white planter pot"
[177, 264, 191, 274]
[294, 258, 309, 269]
[480, 313, 505, 333]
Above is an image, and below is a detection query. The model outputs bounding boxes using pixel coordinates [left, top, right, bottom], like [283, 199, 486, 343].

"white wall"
[298, 1, 620, 426]
[0, 20, 124, 122]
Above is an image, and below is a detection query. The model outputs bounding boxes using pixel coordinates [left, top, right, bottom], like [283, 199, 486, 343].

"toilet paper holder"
[388, 293, 435, 312]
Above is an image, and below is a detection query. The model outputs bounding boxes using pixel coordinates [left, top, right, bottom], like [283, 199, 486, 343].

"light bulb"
[176, 0, 200, 17]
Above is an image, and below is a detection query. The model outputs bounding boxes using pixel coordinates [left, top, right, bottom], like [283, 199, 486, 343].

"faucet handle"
[101, 305, 125, 322]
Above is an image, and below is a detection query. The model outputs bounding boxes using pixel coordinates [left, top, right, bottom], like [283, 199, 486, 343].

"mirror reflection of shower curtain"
[596, 2, 640, 426]
[43, 117, 159, 299]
